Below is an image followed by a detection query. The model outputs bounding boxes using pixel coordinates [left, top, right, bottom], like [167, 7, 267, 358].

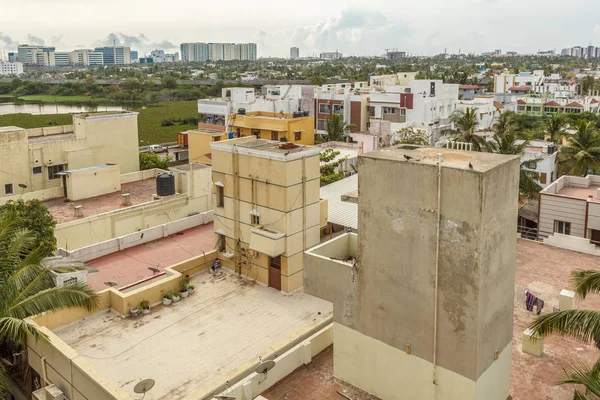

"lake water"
[0, 98, 132, 115]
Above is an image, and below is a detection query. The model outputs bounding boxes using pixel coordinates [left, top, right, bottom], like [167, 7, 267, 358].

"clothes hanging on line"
[525, 290, 544, 315]
[532, 298, 544, 315]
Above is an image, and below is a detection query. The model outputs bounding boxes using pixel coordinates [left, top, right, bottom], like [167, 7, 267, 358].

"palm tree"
[0, 213, 97, 397]
[447, 107, 487, 151]
[493, 111, 518, 137]
[544, 113, 568, 144]
[487, 121, 543, 199]
[559, 120, 600, 177]
[325, 114, 355, 142]
[529, 270, 600, 399]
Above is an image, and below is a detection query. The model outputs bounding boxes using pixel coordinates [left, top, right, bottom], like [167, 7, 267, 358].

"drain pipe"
[431, 153, 442, 400]
[41, 357, 48, 386]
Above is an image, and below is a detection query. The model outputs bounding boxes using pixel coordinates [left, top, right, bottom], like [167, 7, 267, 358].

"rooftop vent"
[122, 193, 132, 206]
[74, 205, 83, 218]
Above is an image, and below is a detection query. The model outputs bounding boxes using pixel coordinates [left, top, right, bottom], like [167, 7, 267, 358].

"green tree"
[139, 152, 170, 170]
[0, 213, 97, 397]
[325, 114, 355, 142]
[162, 77, 178, 89]
[310, 76, 327, 86]
[487, 114, 543, 199]
[393, 128, 429, 145]
[544, 113, 568, 144]
[559, 120, 600, 176]
[0, 199, 56, 257]
[581, 76, 596, 96]
[447, 107, 487, 151]
[529, 270, 600, 399]
[320, 148, 347, 186]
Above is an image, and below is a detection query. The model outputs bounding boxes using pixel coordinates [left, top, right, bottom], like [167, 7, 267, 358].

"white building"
[290, 47, 299, 59]
[0, 62, 24, 76]
[150, 50, 180, 63]
[494, 70, 545, 94]
[519, 140, 559, 188]
[197, 86, 314, 131]
[320, 52, 343, 60]
[456, 96, 503, 131]
[54, 52, 71, 66]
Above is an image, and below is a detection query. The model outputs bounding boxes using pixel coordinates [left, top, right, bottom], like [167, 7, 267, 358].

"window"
[518, 105, 525, 111]
[317, 119, 327, 130]
[216, 185, 224, 207]
[333, 104, 344, 115]
[550, 172, 554, 182]
[252, 129, 261, 138]
[270, 255, 281, 269]
[294, 131, 301, 141]
[218, 234, 226, 252]
[271, 131, 278, 141]
[319, 103, 331, 114]
[32, 166, 42, 175]
[383, 107, 396, 114]
[213, 136, 221, 142]
[540, 172, 547, 184]
[251, 214, 260, 225]
[400, 108, 406, 116]
[4, 183, 13, 195]
[47, 164, 65, 180]
[554, 220, 571, 235]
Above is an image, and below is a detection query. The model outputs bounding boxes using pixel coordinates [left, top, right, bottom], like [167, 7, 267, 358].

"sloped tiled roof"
[565, 101, 583, 108]
[459, 85, 480, 90]
[544, 101, 561, 107]
[493, 101, 504, 109]
[591, 98, 599, 104]
[517, 99, 526, 105]
[508, 86, 531, 91]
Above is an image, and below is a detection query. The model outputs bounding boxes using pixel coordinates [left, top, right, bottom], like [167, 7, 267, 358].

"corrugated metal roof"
[319, 174, 358, 229]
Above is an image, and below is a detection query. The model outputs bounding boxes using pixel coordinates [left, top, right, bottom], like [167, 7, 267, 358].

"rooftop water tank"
[156, 173, 175, 197]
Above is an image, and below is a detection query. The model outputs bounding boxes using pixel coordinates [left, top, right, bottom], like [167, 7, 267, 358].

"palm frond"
[0, 317, 44, 348]
[571, 270, 600, 299]
[9, 284, 98, 320]
[556, 359, 600, 397]
[0, 363, 13, 399]
[529, 309, 600, 347]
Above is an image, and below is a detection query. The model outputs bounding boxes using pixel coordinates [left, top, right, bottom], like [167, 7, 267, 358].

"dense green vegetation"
[0, 100, 198, 145]
[17, 95, 109, 103]
[139, 152, 170, 170]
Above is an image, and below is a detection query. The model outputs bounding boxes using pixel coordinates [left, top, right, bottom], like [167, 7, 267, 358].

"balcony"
[250, 227, 285, 257]
[304, 233, 357, 303]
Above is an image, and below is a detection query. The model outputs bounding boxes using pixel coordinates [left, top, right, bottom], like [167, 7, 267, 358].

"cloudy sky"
[1, 0, 600, 57]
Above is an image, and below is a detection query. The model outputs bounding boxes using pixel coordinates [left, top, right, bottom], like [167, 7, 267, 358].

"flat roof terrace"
[44, 178, 157, 223]
[85, 223, 215, 291]
[53, 270, 333, 400]
[558, 184, 600, 202]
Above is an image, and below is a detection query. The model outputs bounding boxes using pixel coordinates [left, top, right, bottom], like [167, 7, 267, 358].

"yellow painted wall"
[0, 113, 139, 199]
[66, 164, 121, 201]
[333, 323, 511, 400]
[188, 130, 227, 165]
[230, 112, 315, 145]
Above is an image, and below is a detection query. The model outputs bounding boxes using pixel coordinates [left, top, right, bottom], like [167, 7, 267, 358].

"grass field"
[0, 100, 199, 145]
[18, 95, 109, 104]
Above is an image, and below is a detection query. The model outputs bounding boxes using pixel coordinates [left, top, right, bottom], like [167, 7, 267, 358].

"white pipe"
[431, 153, 442, 400]
[41, 357, 48, 386]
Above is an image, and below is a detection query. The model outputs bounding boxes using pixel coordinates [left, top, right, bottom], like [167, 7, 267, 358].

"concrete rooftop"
[362, 145, 518, 172]
[53, 270, 333, 400]
[558, 184, 600, 202]
[44, 178, 157, 223]
[211, 138, 321, 159]
[85, 223, 215, 291]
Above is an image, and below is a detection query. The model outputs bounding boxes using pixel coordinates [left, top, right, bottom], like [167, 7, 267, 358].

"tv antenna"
[255, 358, 276, 384]
[133, 378, 155, 399]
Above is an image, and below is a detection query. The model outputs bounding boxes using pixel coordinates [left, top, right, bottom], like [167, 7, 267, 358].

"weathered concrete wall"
[305, 147, 519, 399]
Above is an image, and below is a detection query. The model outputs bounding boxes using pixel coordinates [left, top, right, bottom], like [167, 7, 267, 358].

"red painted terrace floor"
[85, 223, 215, 291]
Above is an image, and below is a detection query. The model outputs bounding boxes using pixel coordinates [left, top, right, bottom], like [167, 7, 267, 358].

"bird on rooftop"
[403, 155, 413, 161]
[284, 151, 290, 156]
[468, 162, 473, 169]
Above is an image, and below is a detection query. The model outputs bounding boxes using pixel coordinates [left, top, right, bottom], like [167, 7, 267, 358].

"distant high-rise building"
[94, 46, 131, 65]
[54, 52, 72, 66]
[494, 49, 502, 55]
[0, 62, 24, 76]
[88, 51, 104, 66]
[17, 45, 55, 65]
[7, 52, 16, 62]
[290, 47, 299, 59]
[180, 42, 256, 61]
[386, 51, 406, 60]
[320, 51, 343, 60]
[130, 51, 138, 62]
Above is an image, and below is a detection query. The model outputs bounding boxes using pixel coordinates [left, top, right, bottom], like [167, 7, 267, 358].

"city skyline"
[1, 1, 600, 57]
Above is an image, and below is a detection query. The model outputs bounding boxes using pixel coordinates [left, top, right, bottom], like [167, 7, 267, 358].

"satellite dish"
[134, 379, 155, 394]
[104, 281, 118, 287]
[255, 359, 275, 374]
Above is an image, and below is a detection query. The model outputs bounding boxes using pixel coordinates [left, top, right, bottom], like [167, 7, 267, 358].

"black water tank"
[156, 173, 175, 197]
[238, 108, 246, 115]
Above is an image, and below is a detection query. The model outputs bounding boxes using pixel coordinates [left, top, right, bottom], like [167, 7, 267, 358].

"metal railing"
[517, 225, 539, 241]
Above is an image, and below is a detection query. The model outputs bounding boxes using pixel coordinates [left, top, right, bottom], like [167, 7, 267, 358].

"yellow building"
[211, 137, 321, 292]
[186, 128, 228, 165]
[0, 112, 139, 199]
[230, 111, 315, 145]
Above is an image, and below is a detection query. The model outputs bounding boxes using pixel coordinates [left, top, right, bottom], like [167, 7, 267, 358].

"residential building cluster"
[180, 42, 257, 62]
[0, 61, 23, 76]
